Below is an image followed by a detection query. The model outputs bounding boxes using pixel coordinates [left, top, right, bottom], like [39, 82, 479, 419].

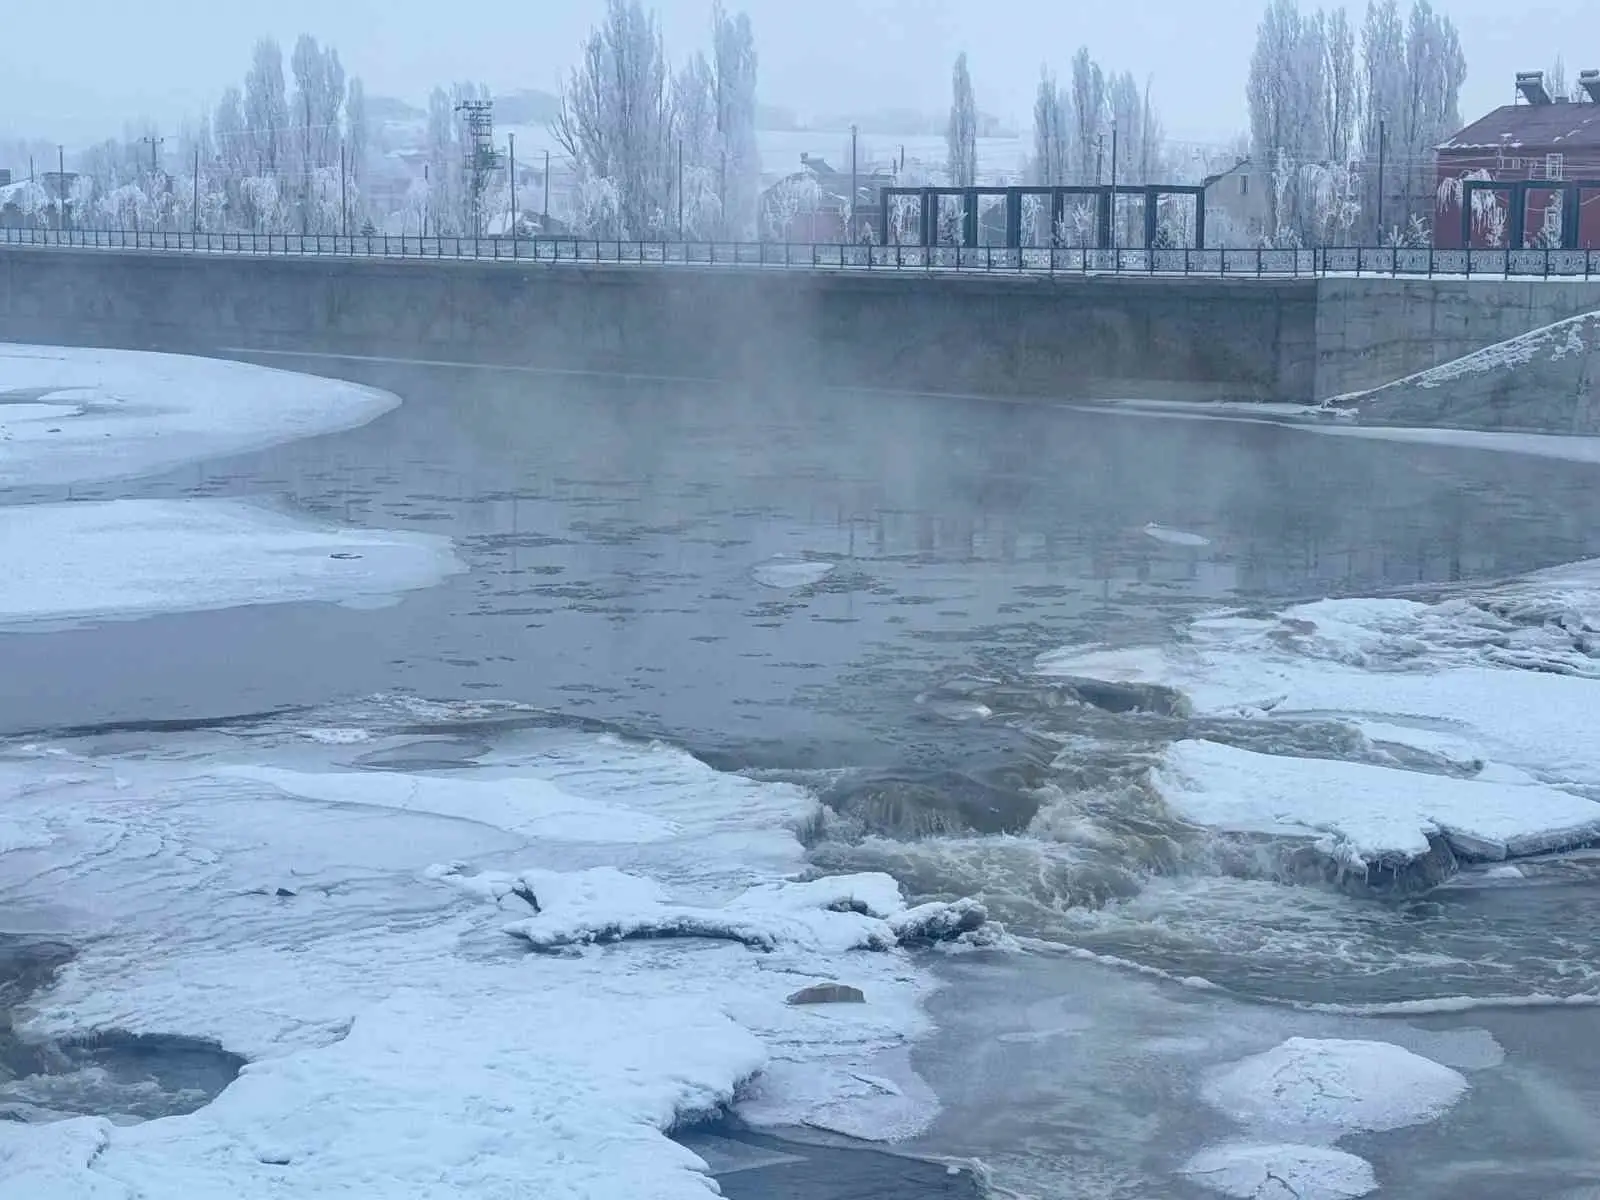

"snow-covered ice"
[1201, 1038, 1468, 1139]
[751, 555, 836, 589]
[0, 499, 461, 629]
[1040, 561, 1600, 868]
[1153, 739, 1600, 869]
[1180, 1142, 1378, 1199]
[0, 723, 984, 1198]
[0, 343, 397, 488]
[1177, 1145, 1376, 1200]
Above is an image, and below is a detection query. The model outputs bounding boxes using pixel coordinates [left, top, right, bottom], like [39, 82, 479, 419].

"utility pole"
[58, 145, 68, 230]
[720, 148, 728, 235]
[1095, 134, 1104, 185]
[192, 147, 200, 234]
[543, 150, 550, 224]
[340, 142, 348, 237]
[677, 139, 684, 237]
[849, 124, 858, 241]
[508, 132, 516, 235]
[1376, 115, 1387, 243]
[423, 162, 429, 237]
[141, 134, 164, 176]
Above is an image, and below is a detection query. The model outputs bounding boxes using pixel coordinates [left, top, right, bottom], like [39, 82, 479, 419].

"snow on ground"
[1179, 1142, 1378, 1199]
[1153, 740, 1600, 869]
[1, 726, 983, 1198]
[1300, 422, 1600, 465]
[0, 343, 397, 489]
[0, 499, 461, 629]
[1202, 1038, 1468, 1139]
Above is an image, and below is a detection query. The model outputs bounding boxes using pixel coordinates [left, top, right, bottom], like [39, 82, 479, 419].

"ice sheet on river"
[0, 724, 974, 1198]
[0, 499, 461, 628]
[1154, 740, 1600, 870]
[0, 343, 396, 488]
[1040, 562, 1600, 867]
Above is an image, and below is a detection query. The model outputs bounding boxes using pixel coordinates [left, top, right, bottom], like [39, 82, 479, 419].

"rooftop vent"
[1581, 69, 1600, 104]
[1517, 71, 1553, 105]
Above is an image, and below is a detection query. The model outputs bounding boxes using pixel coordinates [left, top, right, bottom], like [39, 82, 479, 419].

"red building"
[1434, 70, 1600, 250]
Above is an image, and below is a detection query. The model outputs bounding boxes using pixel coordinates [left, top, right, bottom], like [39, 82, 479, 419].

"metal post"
[677, 139, 684, 237]
[192, 147, 200, 234]
[1376, 116, 1387, 242]
[59, 145, 68, 230]
[341, 142, 348, 237]
[1109, 122, 1119, 252]
[850, 124, 858, 241]
[544, 150, 550, 222]
[423, 163, 429, 238]
[508, 132, 516, 236]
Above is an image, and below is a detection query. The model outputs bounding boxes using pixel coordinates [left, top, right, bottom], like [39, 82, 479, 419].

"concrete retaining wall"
[9, 247, 1600, 410]
[0, 247, 1316, 403]
[1314, 276, 1600, 399]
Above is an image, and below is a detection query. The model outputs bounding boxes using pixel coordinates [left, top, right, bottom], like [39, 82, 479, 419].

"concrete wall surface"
[1314, 276, 1600, 400]
[0, 248, 1316, 403]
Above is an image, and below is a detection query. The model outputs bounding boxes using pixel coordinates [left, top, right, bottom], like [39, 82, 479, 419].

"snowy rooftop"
[1438, 101, 1600, 152]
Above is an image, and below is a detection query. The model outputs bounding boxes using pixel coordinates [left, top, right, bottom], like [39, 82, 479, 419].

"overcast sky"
[2, 0, 1598, 149]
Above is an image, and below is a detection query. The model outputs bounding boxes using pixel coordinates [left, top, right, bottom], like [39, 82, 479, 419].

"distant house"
[1434, 70, 1600, 249]
[759, 153, 895, 242]
[1202, 159, 1269, 246]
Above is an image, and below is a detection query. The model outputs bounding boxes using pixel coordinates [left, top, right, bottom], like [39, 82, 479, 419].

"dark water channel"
[4, 358, 1599, 756]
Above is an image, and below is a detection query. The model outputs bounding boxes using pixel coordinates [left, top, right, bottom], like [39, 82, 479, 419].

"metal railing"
[4, 226, 1600, 279]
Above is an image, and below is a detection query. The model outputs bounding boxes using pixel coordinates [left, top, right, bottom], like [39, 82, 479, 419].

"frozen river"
[2, 346, 1599, 1198]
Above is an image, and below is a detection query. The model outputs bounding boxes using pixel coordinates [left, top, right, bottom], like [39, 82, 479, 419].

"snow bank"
[0, 343, 397, 488]
[0, 498, 461, 629]
[1202, 1038, 1468, 1139]
[1323, 309, 1600, 434]
[1180, 1142, 1377, 1199]
[3, 726, 965, 1198]
[1153, 739, 1600, 869]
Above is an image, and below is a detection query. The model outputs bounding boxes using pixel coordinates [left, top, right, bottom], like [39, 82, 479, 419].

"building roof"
[1439, 101, 1600, 152]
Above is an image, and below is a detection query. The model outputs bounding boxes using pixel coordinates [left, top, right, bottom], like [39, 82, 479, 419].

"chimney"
[1581, 69, 1600, 104]
[1517, 71, 1553, 105]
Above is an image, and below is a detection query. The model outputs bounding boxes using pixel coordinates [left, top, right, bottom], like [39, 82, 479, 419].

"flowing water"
[3, 357, 1599, 1193]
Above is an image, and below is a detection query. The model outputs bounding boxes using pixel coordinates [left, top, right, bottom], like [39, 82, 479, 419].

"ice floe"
[1152, 739, 1600, 871]
[1180, 1142, 1378, 1199]
[751, 555, 835, 589]
[1201, 1037, 1468, 1139]
[1, 724, 981, 1197]
[1142, 522, 1212, 547]
[1040, 564, 1600, 868]
[0, 343, 396, 489]
[0, 499, 462, 629]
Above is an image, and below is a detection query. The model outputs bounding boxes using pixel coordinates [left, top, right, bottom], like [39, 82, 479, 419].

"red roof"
[1439, 102, 1600, 152]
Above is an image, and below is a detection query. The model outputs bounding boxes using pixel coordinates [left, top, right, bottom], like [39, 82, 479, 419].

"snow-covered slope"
[1325, 309, 1600, 434]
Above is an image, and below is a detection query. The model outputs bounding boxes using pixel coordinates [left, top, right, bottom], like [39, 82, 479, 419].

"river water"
[3, 356, 1599, 1197]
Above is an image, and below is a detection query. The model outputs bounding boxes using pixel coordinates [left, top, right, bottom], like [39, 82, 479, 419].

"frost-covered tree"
[1071, 48, 1107, 183]
[1324, 7, 1359, 165]
[244, 37, 289, 174]
[711, 2, 760, 237]
[1031, 67, 1070, 185]
[554, 0, 675, 238]
[947, 52, 978, 188]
